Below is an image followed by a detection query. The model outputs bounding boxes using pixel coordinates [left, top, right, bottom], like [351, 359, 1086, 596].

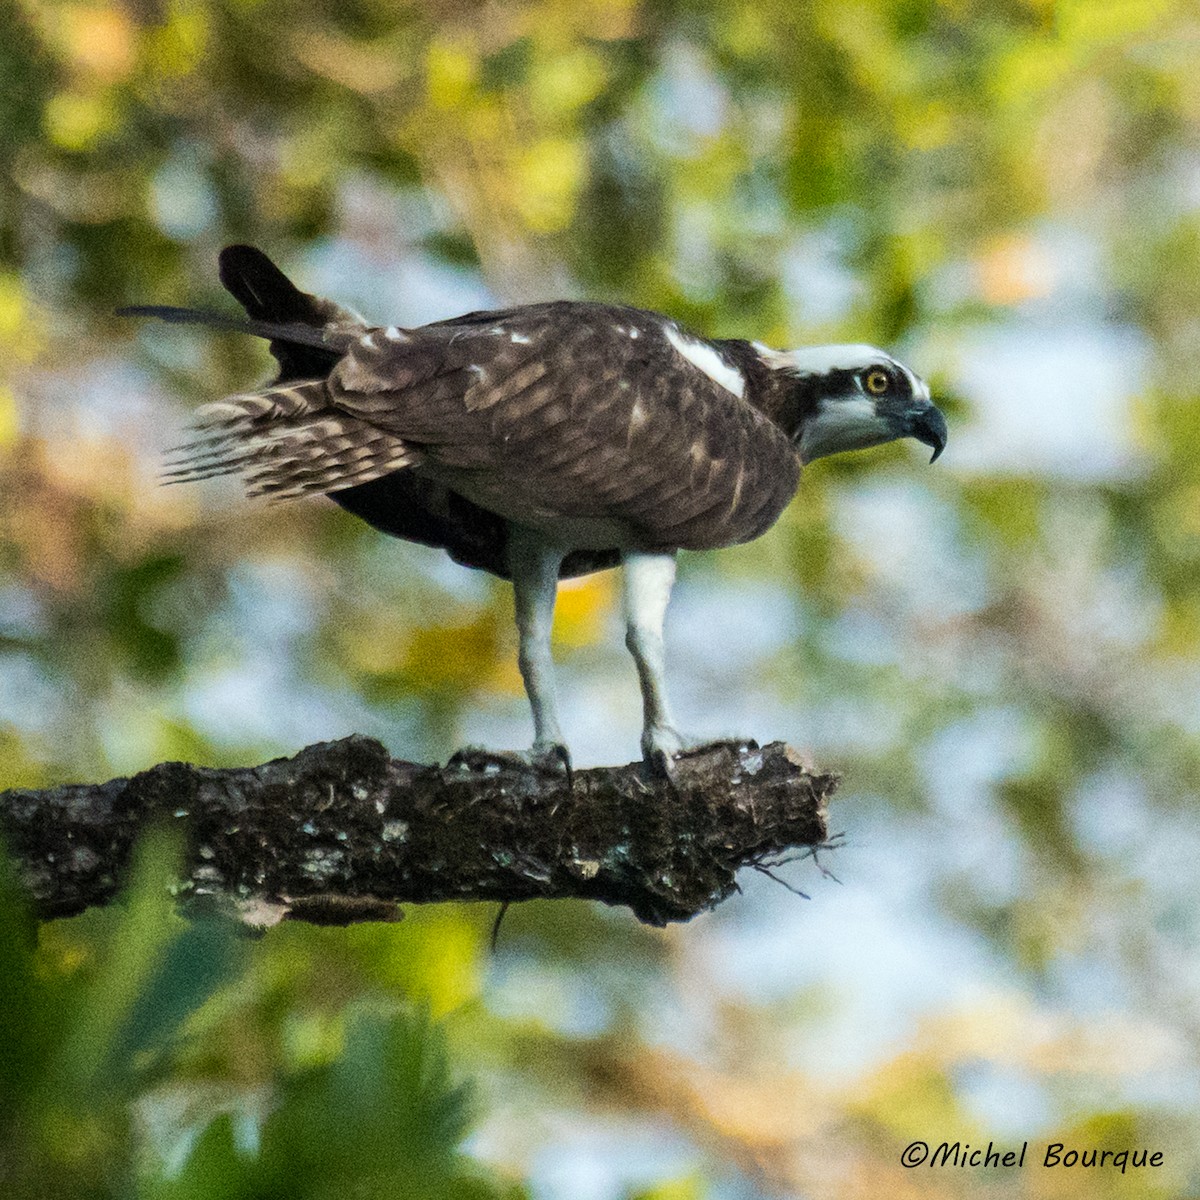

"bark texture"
[0, 737, 836, 927]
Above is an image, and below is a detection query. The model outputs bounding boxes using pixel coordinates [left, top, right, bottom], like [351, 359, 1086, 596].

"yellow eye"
[864, 369, 890, 396]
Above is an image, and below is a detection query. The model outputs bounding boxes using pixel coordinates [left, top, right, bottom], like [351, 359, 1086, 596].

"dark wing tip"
[217, 244, 279, 277]
[218, 244, 320, 327]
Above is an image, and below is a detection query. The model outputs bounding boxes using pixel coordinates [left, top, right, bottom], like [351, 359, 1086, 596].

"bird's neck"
[712, 339, 815, 439]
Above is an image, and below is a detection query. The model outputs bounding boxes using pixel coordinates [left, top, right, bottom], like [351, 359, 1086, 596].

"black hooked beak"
[907, 404, 948, 463]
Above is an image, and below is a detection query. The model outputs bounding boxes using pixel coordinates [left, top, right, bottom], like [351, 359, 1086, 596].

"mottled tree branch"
[0, 737, 836, 927]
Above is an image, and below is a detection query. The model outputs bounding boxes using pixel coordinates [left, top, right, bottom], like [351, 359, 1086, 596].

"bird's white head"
[756, 343, 947, 465]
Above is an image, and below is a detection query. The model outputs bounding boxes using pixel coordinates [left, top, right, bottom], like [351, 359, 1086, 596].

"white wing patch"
[665, 325, 745, 399]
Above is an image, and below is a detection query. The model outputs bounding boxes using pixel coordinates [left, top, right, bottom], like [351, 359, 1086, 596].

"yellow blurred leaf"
[143, 3, 209, 78]
[513, 136, 585, 232]
[718, 3, 771, 57]
[554, 571, 615, 650]
[44, 90, 117, 151]
[1058, 0, 1174, 46]
[405, 617, 504, 693]
[427, 39, 478, 110]
[280, 128, 337, 190]
[529, 47, 608, 116]
[1154, 598, 1200, 660]
[851, 1051, 967, 1142]
[898, 99, 955, 152]
[349, 908, 483, 1016]
[629, 1175, 707, 1200]
[0, 725, 46, 790]
[992, 40, 1075, 107]
[282, 1007, 346, 1070]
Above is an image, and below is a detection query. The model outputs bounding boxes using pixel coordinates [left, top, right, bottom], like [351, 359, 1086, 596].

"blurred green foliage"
[3, 0, 1200, 1195]
[0, 832, 520, 1199]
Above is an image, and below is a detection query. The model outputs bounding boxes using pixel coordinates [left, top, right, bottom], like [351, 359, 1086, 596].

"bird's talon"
[529, 741, 574, 786]
[646, 747, 678, 784]
[553, 743, 574, 789]
[446, 745, 529, 773]
[641, 725, 691, 782]
[447, 744, 571, 785]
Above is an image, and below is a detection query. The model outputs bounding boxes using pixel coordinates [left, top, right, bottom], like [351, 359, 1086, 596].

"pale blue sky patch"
[150, 154, 219, 241]
[948, 320, 1149, 479]
[646, 42, 729, 153]
[529, 1121, 697, 1200]
[834, 481, 991, 616]
[781, 227, 866, 327]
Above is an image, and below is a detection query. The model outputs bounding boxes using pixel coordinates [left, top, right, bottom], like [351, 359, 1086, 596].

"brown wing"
[327, 304, 801, 552]
[196, 249, 619, 576]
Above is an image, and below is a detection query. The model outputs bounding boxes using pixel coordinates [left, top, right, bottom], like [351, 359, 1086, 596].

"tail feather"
[117, 304, 345, 353]
[195, 382, 329, 425]
[161, 379, 421, 497]
[129, 245, 423, 503]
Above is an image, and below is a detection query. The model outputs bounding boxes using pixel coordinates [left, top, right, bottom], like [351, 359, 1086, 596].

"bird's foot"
[529, 739, 573, 786]
[447, 742, 573, 787]
[640, 724, 695, 782]
[640, 731, 763, 782]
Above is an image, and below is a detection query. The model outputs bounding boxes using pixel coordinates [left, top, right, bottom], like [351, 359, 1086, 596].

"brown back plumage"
[164, 246, 803, 568]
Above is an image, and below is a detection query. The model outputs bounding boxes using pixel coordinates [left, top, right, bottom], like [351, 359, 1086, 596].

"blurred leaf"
[629, 1175, 707, 1200]
[251, 1005, 506, 1200]
[0, 839, 49, 1116]
[102, 553, 188, 681]
[115, 916, 245, 1081]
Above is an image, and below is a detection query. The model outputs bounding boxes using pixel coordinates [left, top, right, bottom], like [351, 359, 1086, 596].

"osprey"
[123, 246, 946, 775]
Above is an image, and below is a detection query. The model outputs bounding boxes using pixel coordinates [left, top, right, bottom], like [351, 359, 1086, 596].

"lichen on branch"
[0, 737, 835, 927]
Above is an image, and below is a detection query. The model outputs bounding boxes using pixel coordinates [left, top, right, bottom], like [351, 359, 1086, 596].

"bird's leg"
[508, 526, 571, 776]
[621, 550, 689, 775]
